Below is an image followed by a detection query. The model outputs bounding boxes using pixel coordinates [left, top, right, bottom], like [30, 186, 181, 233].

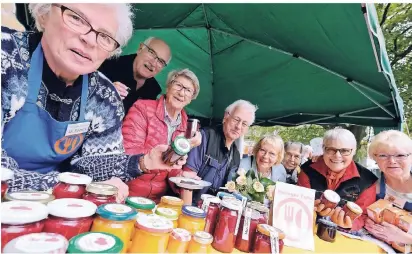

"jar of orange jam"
[155, 207, 179, 228]
[90, 203, 137, 253]
[167, 228, 191, 253]
[188, 231, 213, 253]
[130, 214, 173, 253]
[158, 196, 184, 216]
[178, 205, 206, 234]
[126, 197, 155, 215]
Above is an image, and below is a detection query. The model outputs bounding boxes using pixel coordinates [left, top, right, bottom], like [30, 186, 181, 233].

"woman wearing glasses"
[122, 69, 201, 202]
[298, 128, 378, 230]
[364, 130, 412, 245]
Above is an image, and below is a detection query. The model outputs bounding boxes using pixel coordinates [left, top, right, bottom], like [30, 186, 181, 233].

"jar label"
[201, 198, 211, 211]
[140, 214, 173, 230]
[235, 196, 247, 235]
[129, 197, 153, 205]
[242, 207, 253, 240]
[194, 231, 211, 239]
[173, 228, 191, 242]
[9, 192, 49, 200]
[67, 185, 80, 192]
[186, 206, 204, 214]
[15, 233, 66, 253]
[157, 207, 177, 216]
[105, 204, 132, 214]
[77, 233, 116, 252]
[269, 231, 280, 254]
[165, 196, 182, 202]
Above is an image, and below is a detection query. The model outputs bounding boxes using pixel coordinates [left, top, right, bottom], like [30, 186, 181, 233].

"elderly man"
[272, 141, 303, 185]
[99, 37, 171, 115]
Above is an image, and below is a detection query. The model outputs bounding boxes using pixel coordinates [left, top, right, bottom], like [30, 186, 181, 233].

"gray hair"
[369, 130, 412, 158]
[143, 37, 172, 64]
[28, 3, 134, 57]
[225, 100, 258, 125]
[166, 69, 200, 99]
[323, 128, 357, 150]
[284, 141, 303, 153]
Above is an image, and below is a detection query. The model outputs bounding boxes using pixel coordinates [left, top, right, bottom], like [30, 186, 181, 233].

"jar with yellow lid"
[130, 214, 173, 253]
[158, 196, 184, 216]
[155, 207, 178, 228]
[188, 231, 213, 253]
[90, 203, 137, 253]
[126, 197, 155, 215]
[178, 205, 206, 234]
[167, 228, 191, 253]
[82, 183, 117, 206]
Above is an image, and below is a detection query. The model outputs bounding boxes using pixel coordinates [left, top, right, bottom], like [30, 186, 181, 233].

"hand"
[181, 170, 201, 180]
[100, 177, 129, 203]
[365, 218, 412, 244]
[188, 131, 202, 148]
[314, 199, 334, 217]
[330, 206, 352, 229]
[144, 145, 187, 171]
[113, 81, 129, 100]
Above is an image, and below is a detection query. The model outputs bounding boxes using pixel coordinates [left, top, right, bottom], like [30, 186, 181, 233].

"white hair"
[225, 100, 258, 125]
[143, 36, 172, 64]
[369, 130, 412, 158]
[323, 128, 357, 150]
[28, 3, 134, 57]
[166, 69, 200, 99]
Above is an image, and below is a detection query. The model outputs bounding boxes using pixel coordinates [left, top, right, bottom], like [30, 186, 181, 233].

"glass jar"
[130, 214, 173, 253]
[188, 231, 213, 253]
[82, 183, 117, 206]
[185, 118, 200, 139]
[202, 197, 221, 234]
[316, 219, 337, 243]
[1, 201, 48, 248]
[167, 228, 191, 253]
[197, 194, 215, 208]
[178, 205, 206, 234]
[162, 136, 191, 166]
[53, 172, 92, 199]
[158, 196, 184, 216]
[235, 207, 267, 252]
[5, 190, 55, 204]
[68, 232, 123, 253]
[1, 167, 14, 199]
[43, 198, 97, 240]
[3, 233, 68, 253]
[91, 203, 137, 253]
[253, 224, 285, 253]
[155, 207, 179, 228]
[126, 196, 155, 214]
[248, 201, 269, 223]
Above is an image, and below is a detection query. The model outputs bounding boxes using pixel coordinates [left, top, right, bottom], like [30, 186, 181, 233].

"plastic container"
[1, 201, 48, 248]
[167, 228, 191, 253]
[82, 183, 117, 206]
[235, 207, 267, 252]
[67, 232, 123, 253]
[3, 233, 68, 253]
[43, 198, 97, 240]
[253, 224, 285, 253]
[126, 196, 155, 214]
[162, 136, 191, 166]
[5, 190, 54, 204]
[130, 214, 173, 253]
[158, 196, 184, 216]
[202, 197, 221, 234]
[53, 172, 92, 199]
[188, 231, 213, 253]
[155, 207, 179, 228]
[91, 203, 137, 252]
[178, 205, 206, 234]
[1, 167, 14, 199]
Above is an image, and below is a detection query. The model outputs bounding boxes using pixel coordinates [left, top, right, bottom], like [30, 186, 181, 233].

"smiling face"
[323, 138, 355, 173]
[165, 76, 195, 111]
[373, 143, 412, 180]
[133, 39, 171, 79]
[256, 142, 279, 170]
[283, 144, 302, 170]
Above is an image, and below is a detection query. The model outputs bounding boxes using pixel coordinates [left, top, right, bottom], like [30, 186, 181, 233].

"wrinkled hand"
[100, 177, 129, 203]
[144, 145, 187, 171]
[330, 206, 352, 229]
[181, 170, 201, 180]
[113, 81, 129, 100]
[365, 218, 411, 244]
[188, 131, 202, 148]
[314, 199, 334, 217]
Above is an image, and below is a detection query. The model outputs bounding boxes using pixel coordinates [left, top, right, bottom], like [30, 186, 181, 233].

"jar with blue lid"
[178, 205, 206, 234]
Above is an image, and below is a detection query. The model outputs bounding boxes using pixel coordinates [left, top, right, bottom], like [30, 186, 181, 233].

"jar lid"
[247, 201, 269, 214]
[257, 224, 286, 239]
[193, 231, 213, 245]
[47, 198, 97, 219]
[221, 199, 242, 210]
[155, 207, 178, 220]
[2, 201, 48, 224]
[205, 197, 221, 205]
[318, 218, 338, 228]
[136, 214, 173, 233]
[5, 190, 55, 204]
[96, 203, 137, 221]
[171, 136, 191, 156]
[243, 207, 261, 219]
[171, 228, 191, 242]
[323, 189, 340, 203]
[200, 194, 215, 201]
[182, 205, 206, 218]
[68, 232, 123, 253]
[3, 233, 68, 253]
[58, 172, 92, 185]
[346, 201, 363, 214]
[86, 183, 118, 196]
[161, 195, 184, 206]
[126, 196, 155, 210]
[2, 167, 14, 181]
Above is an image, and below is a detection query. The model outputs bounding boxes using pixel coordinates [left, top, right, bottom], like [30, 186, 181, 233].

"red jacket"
[122, 96, 188, 202]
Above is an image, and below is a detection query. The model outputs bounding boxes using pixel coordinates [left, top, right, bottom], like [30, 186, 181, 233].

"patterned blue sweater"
[1, 27, 142, 191]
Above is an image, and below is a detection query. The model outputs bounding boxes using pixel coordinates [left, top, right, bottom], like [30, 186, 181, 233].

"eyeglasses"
[52, 4, 119, 52]
[227, 112, 250, 129]
[324, 147, 353, 156]
[142, 43, 167, 68]
[170, 80, 194, 97]
[374, 153, 411, 161]
[258, 148, 277, 159]
[285, 152, 301, 160]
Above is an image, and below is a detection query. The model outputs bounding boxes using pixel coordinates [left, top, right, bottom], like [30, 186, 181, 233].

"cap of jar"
[136, 214, 173, 233]
[126, 196, 156, 210]
[200, 194, 215, 201]
[346, 201, 363, 214]
[86, 183, 118, 196]
[171, 136, 191, 156]
[221, 199, 242, 210]
[155, 207, 178, 220]
[3, 233, 68, 253]
[182, 205, 206, 218]
[47, 198, 97, 219]
[247, 201, 269, 214]
[257, 224, 286, 239]
[193, 231, 213, 245]
[323, 189, 340, 203]
[2, 200, 48, 224]
[161, 196, 184, 206]
[2, 167, 14, 181]
[5, 190, 55, 204]
[96, 203, 137, 221]
[67, 232, 123, 253]
[243, 207, 261, 219]
[58, 172, 92, 185]
[318, 218, 338, 228]
[171, 228, 191, 242]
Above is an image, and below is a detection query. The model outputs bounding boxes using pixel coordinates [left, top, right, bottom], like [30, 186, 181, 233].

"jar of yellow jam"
[178, 205, 206, 234]
[130, 214, 173, 253]
[90, 203, 137, 253]
[188, 231, 213, 253]
[155, 207, 178, 228]
[167, 228, 191, 253]
[126, 197, 155, 215]
[158, 196, 184, 216]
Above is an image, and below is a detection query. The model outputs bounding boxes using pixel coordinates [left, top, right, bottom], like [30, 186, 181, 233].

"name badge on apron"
[65, 122, 90, 136]
[384, 193, 407, 209]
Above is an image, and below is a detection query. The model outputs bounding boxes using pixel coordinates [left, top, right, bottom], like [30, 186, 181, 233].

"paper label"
[384, 193, 407, 209]
[77, 233, 115, 252]
[129, 197, 153, 205]
[235, 196, 247, 235]
[10, 192, 49, 200]
[16, 233, 66, 253]
[65, 122, 90, 136]
[105, 204, 132, 214]
[186, 206, 204, 214]
[270, 231, 280, 254]
[242, 207, 253, 240]
[201, 198, 211, 211]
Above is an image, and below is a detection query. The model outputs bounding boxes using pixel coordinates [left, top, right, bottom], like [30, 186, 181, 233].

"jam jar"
[253, 224, 285, 253]
[43, 198, 97, 240]
[130, 214, 174, 253]
[82, 183, 117, 206]
[167, 228, 192, 253]
[202, 197, 221, 234]
[212, 199, 242, 253]
[248, 201, 269, 223]
[316, 219, 337, 243]
[197, 194, 215, 208]
[178, 205, 206, 234]
[320, 189, 341, 210]
[53, 172, 92, 199]
[1, 201, 48, 249]
[185, 118, 200, 139]
[1, 167, 14, 199]
[155, 207, 179, 228]
[3, 232, 68, 254]
[188, 231, 213, 253]
[91, 203, 137, 252]
[68, 232, 123, 253]
[158, 196, 184, 216]
[235, 207, 267, 252]
[162, 136, 191, 166]
[5, 190, 55, 204]
[126, 196, 155, 214]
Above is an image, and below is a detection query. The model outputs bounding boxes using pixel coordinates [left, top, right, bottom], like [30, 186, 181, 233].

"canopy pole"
[296, 116, 336, 125]
[202, 4, 215, 121]
[340, 103, 393, 116]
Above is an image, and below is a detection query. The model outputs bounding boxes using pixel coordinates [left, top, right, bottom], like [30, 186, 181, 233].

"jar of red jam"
[197, 194, 215, 208]
[253, 224, 285, 253]
[212, 199, 242, 253]
[235, 207, 267, 252]
[5, 190, 55, 204]
[68, 232, 124, 253]
[44, 198, 97, 240]
[1, 201, 48, 249]
[1, 167, 14, 199]
[82, 183, 117, 206]
[202, 197, 221, 234]
[53, 172, 92, 199]
[3, 232, 68, 253]
[162, 136, 191, 166]
[248, 201, 269, 223]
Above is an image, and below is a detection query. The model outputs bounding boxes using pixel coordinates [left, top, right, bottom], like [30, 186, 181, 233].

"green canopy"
[123, 3, 404, 128]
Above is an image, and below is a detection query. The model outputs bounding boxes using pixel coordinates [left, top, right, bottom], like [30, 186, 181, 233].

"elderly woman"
[298, 128, 378, 230]
[122, 69, 201, 202]
[1, 3, 184, 202]
[364, 130, 412, 245]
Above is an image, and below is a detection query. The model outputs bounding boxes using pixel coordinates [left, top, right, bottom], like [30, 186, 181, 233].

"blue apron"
[377, 174, 412, 211]
[2, 43, 89, 174]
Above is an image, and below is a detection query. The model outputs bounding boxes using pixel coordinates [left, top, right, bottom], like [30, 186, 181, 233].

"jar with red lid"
[197, 194, 215, 208]
[1, 167, 14, 199]
[202, 197, 221, 234]
[1, 201, 48, 249]
[82, 183, 117, 206]
[43, 198, 97, 240]
[252, 224, 285, 253]
[212, 199, 242, 253]
[3, 232, 68, 253]
[53, 172, 92, 199]
[5, 190, 55, 204]
[235, 207, 267, 252]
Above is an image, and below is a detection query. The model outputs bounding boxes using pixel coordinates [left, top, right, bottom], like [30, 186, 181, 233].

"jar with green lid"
[155, 207, 179, 228]
[162, 136, 191, 166]
[126, 196, 155, 215]
[68, 232, 123, 253]
[5, 190, 55, 204]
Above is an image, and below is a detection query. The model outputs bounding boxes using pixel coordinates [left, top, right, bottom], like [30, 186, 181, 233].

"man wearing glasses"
[272, 141, 304, 185]
[99, 37, 171, 115]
